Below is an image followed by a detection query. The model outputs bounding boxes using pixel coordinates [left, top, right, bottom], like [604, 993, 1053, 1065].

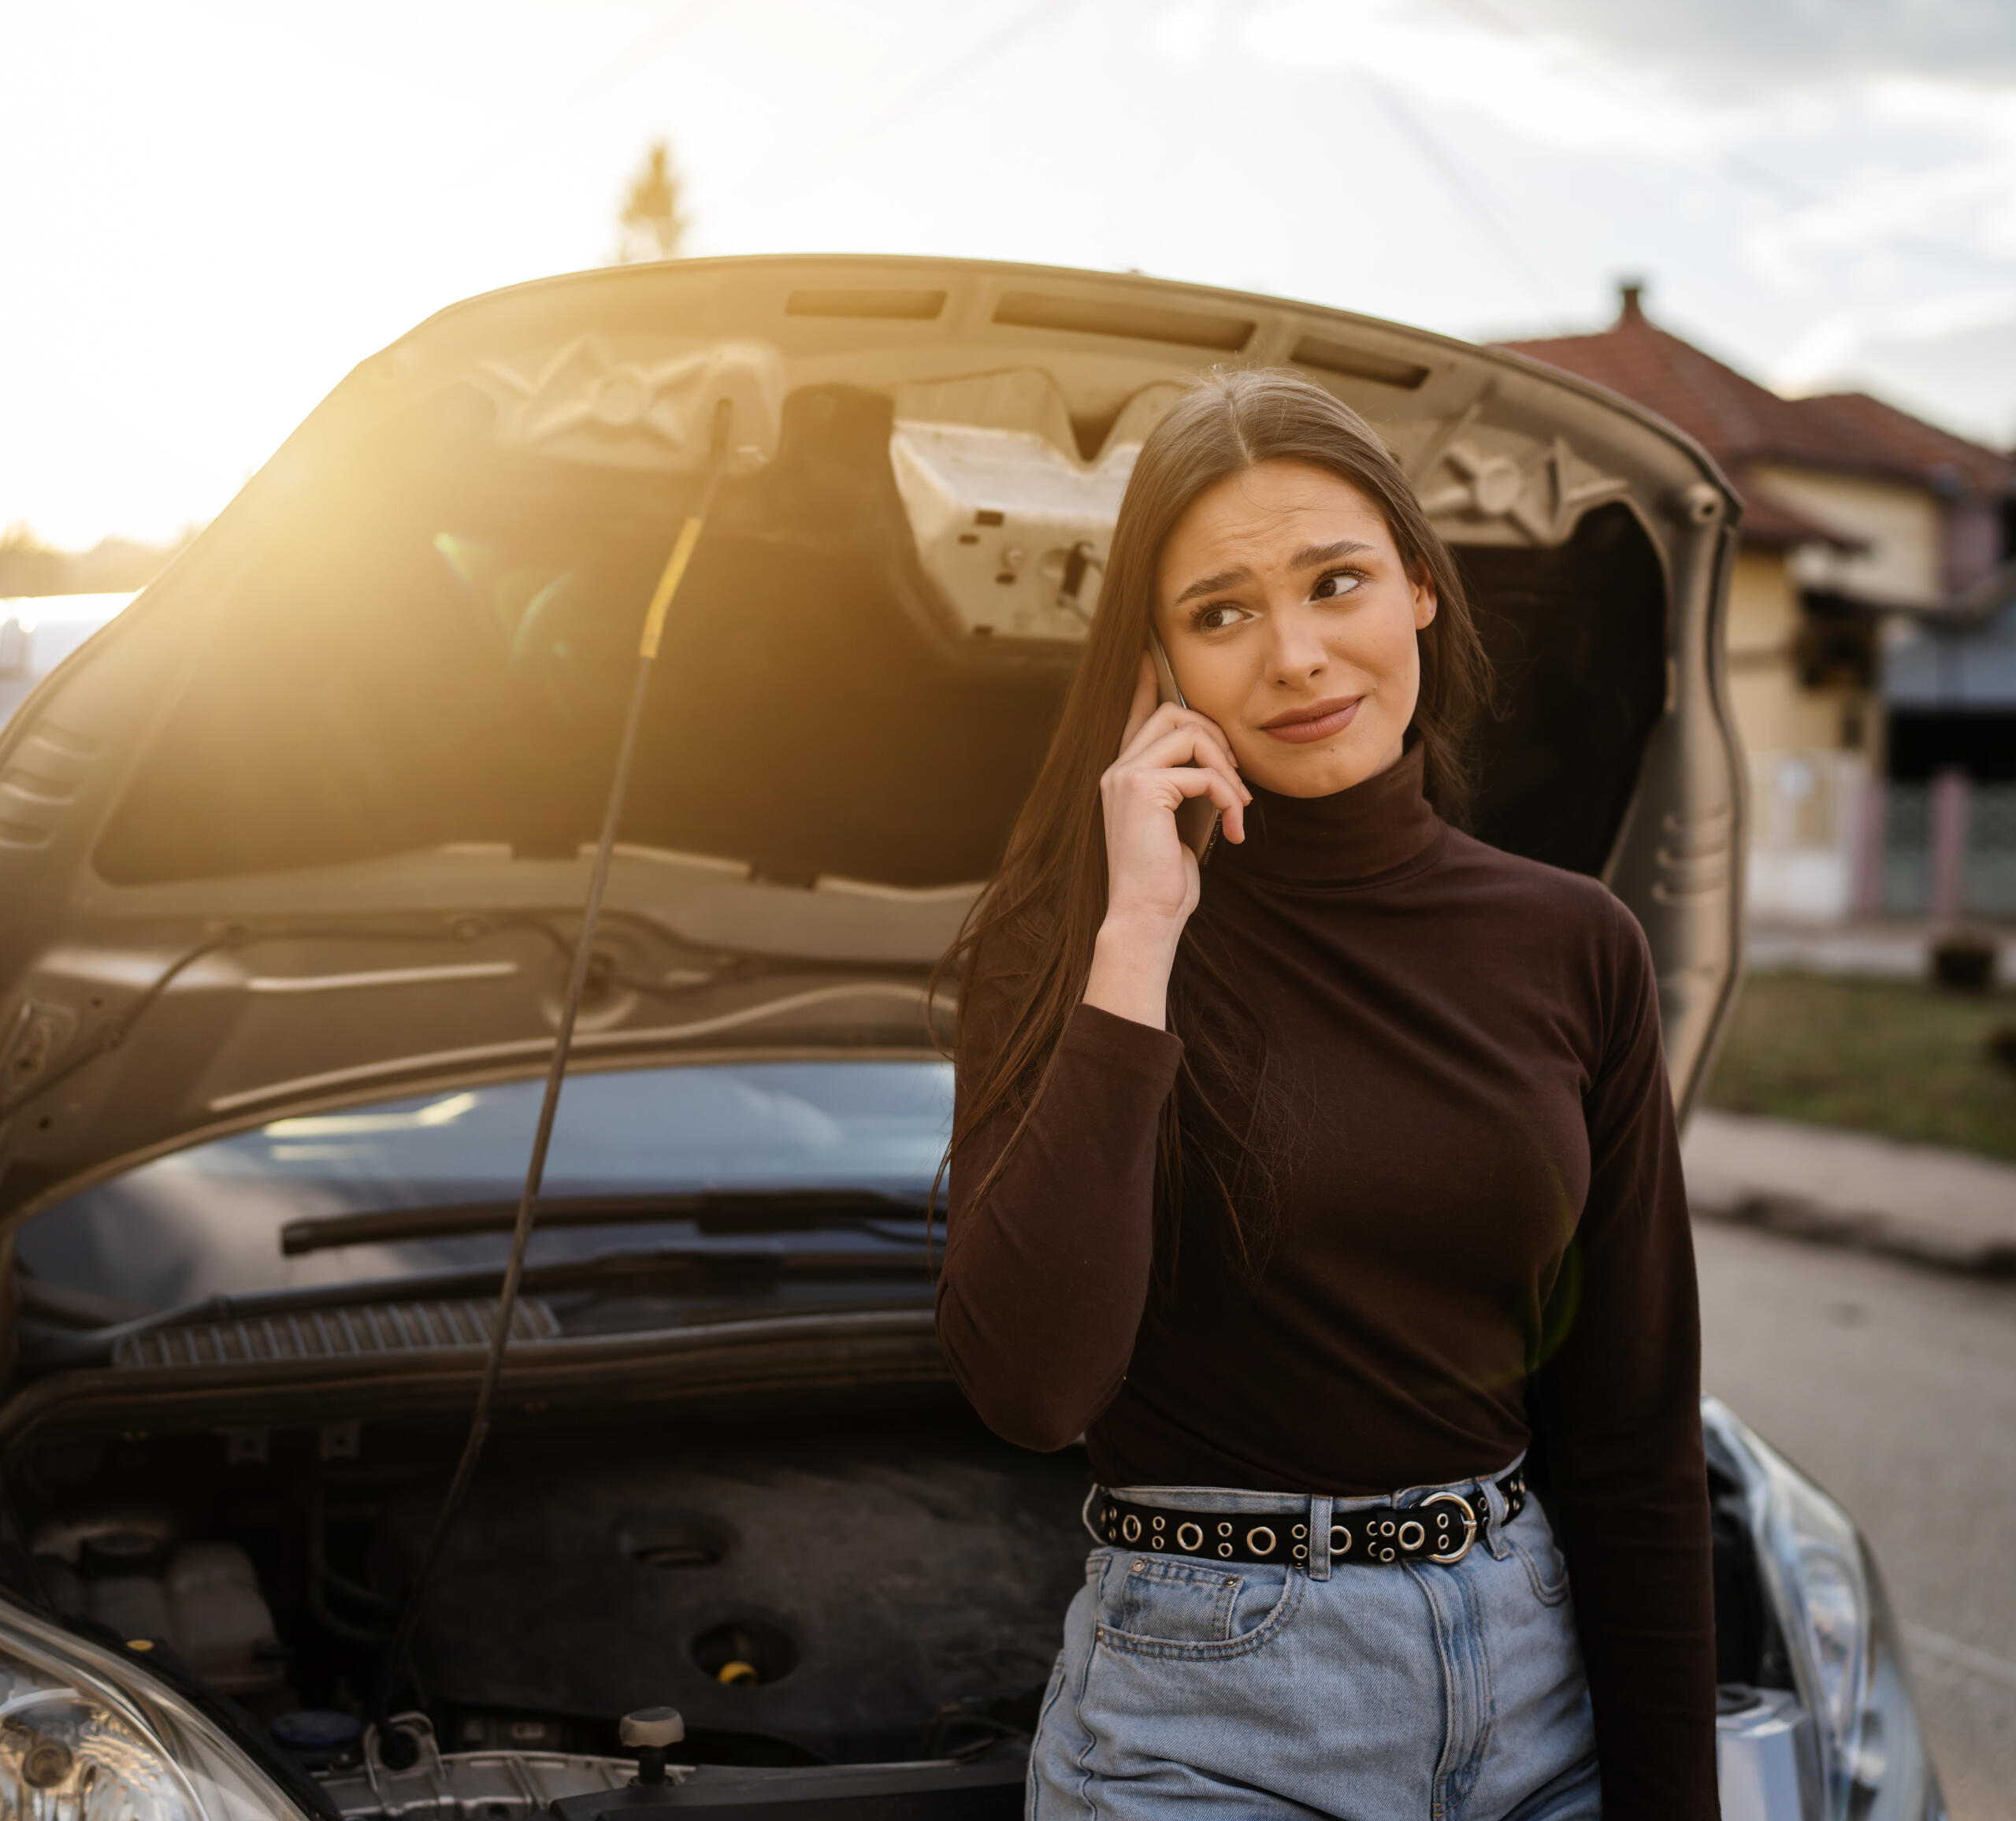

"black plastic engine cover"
[378, 1413, 1090, 1764]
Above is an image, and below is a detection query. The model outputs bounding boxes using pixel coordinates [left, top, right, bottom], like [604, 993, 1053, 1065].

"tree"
[0, 524, 62, 597]
[614, 142, 689, 264]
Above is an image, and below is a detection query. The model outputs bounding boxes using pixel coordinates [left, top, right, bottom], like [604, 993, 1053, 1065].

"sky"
[4, 0, 2014, 549]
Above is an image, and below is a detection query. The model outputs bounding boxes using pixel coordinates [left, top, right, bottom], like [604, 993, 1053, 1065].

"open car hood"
[0, 255, 1746, 1222]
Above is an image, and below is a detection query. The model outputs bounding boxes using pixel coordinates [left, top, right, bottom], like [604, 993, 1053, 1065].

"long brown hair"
[933, 368, 1491, 1274]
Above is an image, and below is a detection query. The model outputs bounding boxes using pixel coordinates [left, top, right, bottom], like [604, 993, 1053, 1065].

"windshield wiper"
[20, 1241, 940, 1370]
[278, 1188, 937, 1257]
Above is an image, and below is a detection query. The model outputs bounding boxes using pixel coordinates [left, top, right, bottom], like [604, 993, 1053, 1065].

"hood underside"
[0, 255, 1745, 1219]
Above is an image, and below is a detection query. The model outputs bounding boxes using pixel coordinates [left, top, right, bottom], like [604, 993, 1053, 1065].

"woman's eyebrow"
[1171, 540, 1375, 607]
[1172, 566, 1249, 607]
[1292, 538, 1372, 569]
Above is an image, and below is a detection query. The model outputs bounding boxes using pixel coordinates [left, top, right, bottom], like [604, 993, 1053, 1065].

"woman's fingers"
[1129, 720, 1248, 791]
[1163, 764, 1247, 843]
[1116, 702, 1243, 781]
[1120, 702, 1225, 774]
[1119, 653, 1159, 755]
[1108, 758, 1247, 844]
[1120, 722, 1250, 841]
[1101, 684, 1249, 904]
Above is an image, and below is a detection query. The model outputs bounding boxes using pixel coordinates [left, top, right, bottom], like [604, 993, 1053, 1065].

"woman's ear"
[1411, 569, 1438, 630]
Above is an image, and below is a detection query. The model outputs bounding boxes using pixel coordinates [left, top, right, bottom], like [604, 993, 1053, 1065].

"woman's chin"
[1244, 730, 1405, 799]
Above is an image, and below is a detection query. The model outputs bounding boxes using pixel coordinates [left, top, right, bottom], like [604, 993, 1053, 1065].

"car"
[0, 255, 1944, 1821]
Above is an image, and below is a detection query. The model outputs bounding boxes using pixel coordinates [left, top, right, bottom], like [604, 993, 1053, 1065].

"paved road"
[1697, 1218, 2016, 1820]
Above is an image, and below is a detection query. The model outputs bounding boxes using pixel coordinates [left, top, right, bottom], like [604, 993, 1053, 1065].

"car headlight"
[1704, 1400, 1943, 1821]
[0, 1590, 300, 1821]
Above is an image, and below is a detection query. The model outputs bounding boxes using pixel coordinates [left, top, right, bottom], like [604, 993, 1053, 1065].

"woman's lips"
[1259, 696, 1362, 744]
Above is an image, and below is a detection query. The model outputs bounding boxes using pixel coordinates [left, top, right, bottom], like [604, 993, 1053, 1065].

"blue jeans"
[1028, 1463, 1600, 1820]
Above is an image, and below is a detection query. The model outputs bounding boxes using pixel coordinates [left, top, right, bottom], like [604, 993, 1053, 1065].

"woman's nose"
[1265, 606, 1330, 684]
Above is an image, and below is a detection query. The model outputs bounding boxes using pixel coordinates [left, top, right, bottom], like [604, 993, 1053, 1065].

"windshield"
[17, 1061, 952, 1314]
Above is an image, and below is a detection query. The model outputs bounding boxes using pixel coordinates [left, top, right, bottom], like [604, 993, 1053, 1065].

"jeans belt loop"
[1306, 1495, 1333, 1582]
[1480, 1475, 1513, 1561]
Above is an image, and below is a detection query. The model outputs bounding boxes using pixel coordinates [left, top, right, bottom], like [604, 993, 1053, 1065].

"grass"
[1701, 973, 2016, 1163]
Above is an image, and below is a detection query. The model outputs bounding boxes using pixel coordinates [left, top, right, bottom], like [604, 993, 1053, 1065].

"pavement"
[1684, 1108, 2016, 1277]
[1745, 918, 2010, 984]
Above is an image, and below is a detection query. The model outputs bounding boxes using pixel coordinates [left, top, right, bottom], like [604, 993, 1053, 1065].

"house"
[1498, 284, 2016, 922]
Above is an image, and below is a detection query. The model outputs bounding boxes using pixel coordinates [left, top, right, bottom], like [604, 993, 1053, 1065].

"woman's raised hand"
[1082, 654, 1250, 1028]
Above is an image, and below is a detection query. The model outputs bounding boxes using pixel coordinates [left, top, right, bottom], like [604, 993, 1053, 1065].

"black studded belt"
[1091, 1469, 1525, 1568]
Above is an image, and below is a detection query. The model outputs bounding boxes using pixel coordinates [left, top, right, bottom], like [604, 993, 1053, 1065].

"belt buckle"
[1422, 1490, 1479, 1563]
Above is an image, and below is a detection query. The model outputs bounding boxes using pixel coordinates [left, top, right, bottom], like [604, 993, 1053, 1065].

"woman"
[934, 370, 1715, 1819]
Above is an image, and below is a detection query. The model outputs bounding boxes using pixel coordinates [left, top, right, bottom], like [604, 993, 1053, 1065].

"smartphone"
[1147, 631, 1221, 866]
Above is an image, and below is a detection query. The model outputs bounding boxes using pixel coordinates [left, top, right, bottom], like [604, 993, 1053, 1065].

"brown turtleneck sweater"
[936, 744, 1716, 1817]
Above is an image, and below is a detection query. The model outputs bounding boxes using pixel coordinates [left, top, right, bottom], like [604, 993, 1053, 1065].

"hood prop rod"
[369, 401, 736, 1767]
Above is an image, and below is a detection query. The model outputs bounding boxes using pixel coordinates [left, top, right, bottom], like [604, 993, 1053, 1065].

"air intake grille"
[113, 1298, 561, 1370]
[0, 721, 99, 852]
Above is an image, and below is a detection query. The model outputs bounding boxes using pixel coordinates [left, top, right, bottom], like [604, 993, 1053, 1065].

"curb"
[1691, 1193, 2016, 1281]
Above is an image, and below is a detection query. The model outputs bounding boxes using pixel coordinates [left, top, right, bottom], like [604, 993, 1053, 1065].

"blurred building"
[1499, 285, 2016, 923]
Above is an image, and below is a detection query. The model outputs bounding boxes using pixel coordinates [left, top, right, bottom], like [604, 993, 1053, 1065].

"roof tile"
[1495, 301, 2014, 508]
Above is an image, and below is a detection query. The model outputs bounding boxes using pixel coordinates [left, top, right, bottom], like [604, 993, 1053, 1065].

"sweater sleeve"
[1528, 899, 1718, 1818]
[934, 945, 1183, 1452]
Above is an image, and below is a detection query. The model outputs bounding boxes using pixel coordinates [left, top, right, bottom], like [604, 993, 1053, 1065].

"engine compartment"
[4, 1385, 1795, 1816]
[12, 1395, 1090, 1786]
[376, 1412, 1088, 1766]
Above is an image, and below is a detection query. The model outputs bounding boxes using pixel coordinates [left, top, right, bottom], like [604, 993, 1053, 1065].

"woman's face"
[1152, 458, 1435, 799]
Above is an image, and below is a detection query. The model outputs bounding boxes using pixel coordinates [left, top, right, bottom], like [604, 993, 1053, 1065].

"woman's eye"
[1312, 569, 1364, 601]
[1194, 604, 1246, 632]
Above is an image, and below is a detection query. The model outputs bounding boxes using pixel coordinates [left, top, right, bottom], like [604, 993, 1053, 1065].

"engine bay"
[2, 1383, 1793, 1819]
[12, 1395, 1087, 1811]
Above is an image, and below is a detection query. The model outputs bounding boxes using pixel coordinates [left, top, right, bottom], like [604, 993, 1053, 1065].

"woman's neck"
[1220, 742, 1442, 886]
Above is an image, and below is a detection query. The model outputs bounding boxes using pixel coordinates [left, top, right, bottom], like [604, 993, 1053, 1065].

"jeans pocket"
[1093, 1552, 1301, 1659]
[1107, 1555, 1241, 1642]
[1512, 1534, 1572, 1607]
